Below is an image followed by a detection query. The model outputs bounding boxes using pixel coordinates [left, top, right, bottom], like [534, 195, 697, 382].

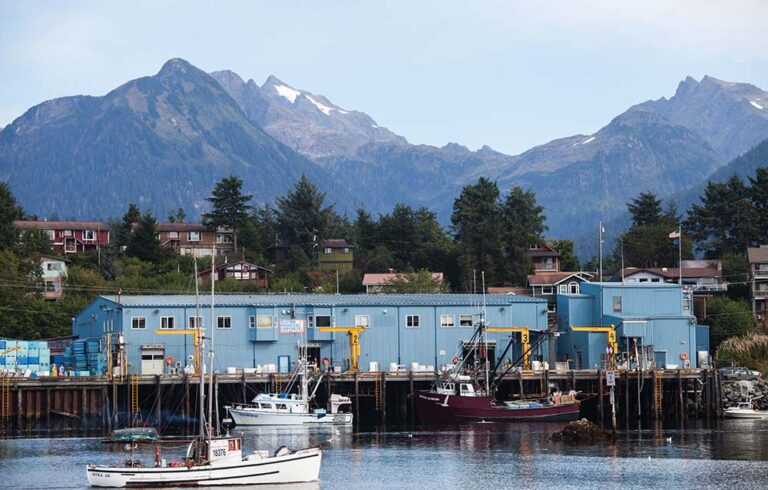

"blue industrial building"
[73, 294, 550, 375]
[556, 282, 710, 369]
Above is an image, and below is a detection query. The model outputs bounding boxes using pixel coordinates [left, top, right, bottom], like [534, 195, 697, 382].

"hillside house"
[197, 260, 271, 289]
[39, 255, 69, 300]
[14, 220, 109, 255]
[153, 223, 235, 257]
[317, 239, 356, 272]
[622, 260, 726, 294]
[748, 247, 768, 326]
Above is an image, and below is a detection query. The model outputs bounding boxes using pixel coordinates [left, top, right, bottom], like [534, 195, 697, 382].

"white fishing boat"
[724, 400, 768, 419]
[86, 249, 322, 487]
[227, 359, 353, 426]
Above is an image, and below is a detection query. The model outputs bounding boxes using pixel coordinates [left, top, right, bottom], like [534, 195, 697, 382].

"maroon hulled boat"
[416, 375, 580, 423]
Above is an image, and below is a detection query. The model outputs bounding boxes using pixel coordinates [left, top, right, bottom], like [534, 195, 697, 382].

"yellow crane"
[317, 326, 366, 372]
[0, 345, 23, 357]
[569, 325, 618, 364]
[153, 328, 203, 372]
[486, 327, 531, 369]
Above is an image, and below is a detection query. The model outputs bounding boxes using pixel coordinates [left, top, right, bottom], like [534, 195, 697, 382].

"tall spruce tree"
[276, 175, 332, 259]
[501, 186, 547, 285]
[126, 210, 164, 263]
[203, 175, 253, 252]
[0, 182, 23, 250]
[115, 203, 141, 248]
[627, 192, 663, 226]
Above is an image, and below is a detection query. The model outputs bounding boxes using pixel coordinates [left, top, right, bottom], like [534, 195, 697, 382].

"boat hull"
[416, 390, 580, 423]
[724, 409, 768, 419]
[229, 408, 353, 426]
[86, 447, 321, 488]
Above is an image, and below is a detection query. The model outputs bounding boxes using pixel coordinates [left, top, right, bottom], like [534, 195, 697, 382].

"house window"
[354, 315, 370, 328]
[160, 316, 175, 329]
[558, 284, 568, 294]
[169, 231, 179, 239]
[406, 315, 420, 328]
[47, 262, 63, 271]
[257, 315, 273, 329]
[569, 282, 579, 294]
[188, 316, 203, 328]
[217, 316, 232, 329]
[613, 296, 622, 313]
[131, 317, 146, 329]
[324, 248, 332, 254]
[651, 278, 661, 283]
[639, 278, 648, 283]
[343, 248, 350, 253]
[440, 314, 455, 328]
[83, 230, 95, 241]
[541, 286, 554, 295]
[459, 314, 473, 327]
[63, 230, 72, 237]
[249, 316, 256, 329]
[189, 231, 201, 242]
[216, 233, 233, 243]
[315, 315, 331, 328]
[44, 281, 58, 292]
[543, 257, 554, 270]
[45, 230, 55, 240]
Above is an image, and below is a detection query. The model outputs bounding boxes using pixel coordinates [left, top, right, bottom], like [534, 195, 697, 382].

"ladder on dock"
[1, 376, 9, 422]
[374, 375, 383, 410]
[130, 373, 140, 427]
[654, 374, 663, 418]
[274, 374, 282, 394]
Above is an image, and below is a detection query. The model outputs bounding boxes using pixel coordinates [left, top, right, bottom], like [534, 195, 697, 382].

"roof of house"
[322, 239, 356, 249]
[14, 220, 108, 230]
[198, 260, 271, 275]
[527, 271, 593, 286]
[94, 293, 546, 308]
[362, 272, 444, 286]
[487, 287, 531, 295]
[529, 244, 560, 258]
[155, 223, 211, 232]
[748, 247, 768, 263]
[622, 267, 721, 279]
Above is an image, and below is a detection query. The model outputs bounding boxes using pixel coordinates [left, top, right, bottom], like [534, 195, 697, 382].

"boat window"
[276, 404, 287, 410]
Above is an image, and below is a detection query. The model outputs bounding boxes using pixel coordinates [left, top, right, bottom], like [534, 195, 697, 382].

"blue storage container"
[17, 356, 28, 364]
[28, 356, 39, 364]
[0, 340, 5, 350]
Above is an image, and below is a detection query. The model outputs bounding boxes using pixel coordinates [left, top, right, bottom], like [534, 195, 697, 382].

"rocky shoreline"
[722, 380, 768, 409]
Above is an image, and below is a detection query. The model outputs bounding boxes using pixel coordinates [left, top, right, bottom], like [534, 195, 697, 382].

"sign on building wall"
[279, 319, 305, 334]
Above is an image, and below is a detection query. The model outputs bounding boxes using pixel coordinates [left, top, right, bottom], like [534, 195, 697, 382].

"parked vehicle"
[719, 367, 761, 381]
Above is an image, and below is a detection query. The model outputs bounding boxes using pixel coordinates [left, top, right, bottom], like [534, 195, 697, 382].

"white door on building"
[141, 348, 165, 375]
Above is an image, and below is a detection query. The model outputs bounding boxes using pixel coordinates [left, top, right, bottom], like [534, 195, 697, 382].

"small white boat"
[228, 392, 352, 426]
[724, 401, 768, 419]
[87, 435, 321, 487]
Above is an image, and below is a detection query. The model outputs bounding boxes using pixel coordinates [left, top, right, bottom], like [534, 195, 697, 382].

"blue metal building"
[73, 294, 550, 374]
[556, 282, 710, 369]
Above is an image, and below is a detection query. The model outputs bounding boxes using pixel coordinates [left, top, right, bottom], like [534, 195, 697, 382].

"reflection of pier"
[0, 368, 723, 434]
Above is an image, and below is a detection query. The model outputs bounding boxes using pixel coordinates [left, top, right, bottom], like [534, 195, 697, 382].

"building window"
[343, 248, 350, 253]
[558, 284, 568, 294]
[216, 233, 233, 244]
[541, 286, 553, 295]
[249, 316, 256, 328]
[406, 315, 420, 328]
[639, 278, 648, 283]
[613, 296, 622, 313]
[160, 316, 175, 329]
[459, 314, 473, 327]
[569, 282, 579, 294]
[188, 316, 203, 328]
[315, 315, 331, 328]
[257, 315, 273, 329]
[543, 257, 554, 270]
[169, 231, 179, 239]
[324, 247, 332, 254]
[651, 278, 661, 283]
[355, 315, 370, 328]
[189, 231, 201, 242]
[83, 230, 95, 241]
[217, 316, 232, 329]
[440, 314, 455, 328]
[131, 317, 146, 329]
[45, 230, 55, 240]
[47, 262, 63, 271]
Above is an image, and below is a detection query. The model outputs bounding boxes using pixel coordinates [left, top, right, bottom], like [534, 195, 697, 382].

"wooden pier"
[0, 368, 723, 435]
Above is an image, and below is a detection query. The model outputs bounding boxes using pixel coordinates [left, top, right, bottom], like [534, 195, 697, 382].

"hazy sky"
[1, 1, 767, 155]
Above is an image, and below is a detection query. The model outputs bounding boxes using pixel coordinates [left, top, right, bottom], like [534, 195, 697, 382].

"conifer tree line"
[2, 161, 768, 340]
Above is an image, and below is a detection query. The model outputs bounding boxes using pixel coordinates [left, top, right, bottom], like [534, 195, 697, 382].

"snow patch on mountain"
[751, 100, 764, 110]
[306, 94, 349, 115]
[274, 84, 301, 103]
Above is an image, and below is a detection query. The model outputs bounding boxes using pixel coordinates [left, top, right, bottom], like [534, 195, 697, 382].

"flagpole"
[678, 225, 682, 286]
[598, 221, 603, 282]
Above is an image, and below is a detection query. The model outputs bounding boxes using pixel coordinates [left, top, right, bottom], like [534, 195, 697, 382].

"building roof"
[529, 244, 560, 258]
[487, 287, 530, 295]
[622, 267, 721, 279]
[362, 272, 444, 286]
[322, 239, 356, 249]
[748, 247, 768, 263]
[96, 293, 546, 308]
[14, 220, 108, 230]
[155, 223, 211, 232]
[527, 271, 592, 286]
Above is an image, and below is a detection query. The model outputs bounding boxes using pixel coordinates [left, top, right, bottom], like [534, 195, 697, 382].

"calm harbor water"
[2, 421, 768, 489]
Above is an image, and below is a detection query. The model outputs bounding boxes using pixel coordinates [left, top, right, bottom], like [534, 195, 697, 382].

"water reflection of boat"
[86, 253, 322, 487]
[725, 400, 768, 419]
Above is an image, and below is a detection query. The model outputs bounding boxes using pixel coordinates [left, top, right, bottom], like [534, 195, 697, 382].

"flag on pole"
[668, 230, 681, 239]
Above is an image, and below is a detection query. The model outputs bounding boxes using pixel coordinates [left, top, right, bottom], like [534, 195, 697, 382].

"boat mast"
[207, 241, 216, 437]
[194, 256, 206, 444]
[481, 272, 489, 394]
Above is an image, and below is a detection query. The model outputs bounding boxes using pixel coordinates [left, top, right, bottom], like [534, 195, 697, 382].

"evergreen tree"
[115, 203, 141, 248]
[126, 210, 164, 263]
[501, 186, 547, 285]
[627, 191, 663, 226]
[203, 175, 253, 252]
[0, 181, 23, 250]
[16, 228, 54, 258]
[378, 204, 418, 269]
[168, 207, 186, 223]
[276, 176, 332, 259]
[365, 245, 395, 273]
[239, 205, 279, 260]
[749, 167, 768, 244]
[382, 268, 450, 293]
[451, 178, 504, 289]
[352, 209, 378, 254]
[552, 240, 580, 271]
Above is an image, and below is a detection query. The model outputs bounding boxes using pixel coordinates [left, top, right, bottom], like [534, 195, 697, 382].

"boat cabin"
[435, 379, 485, 397]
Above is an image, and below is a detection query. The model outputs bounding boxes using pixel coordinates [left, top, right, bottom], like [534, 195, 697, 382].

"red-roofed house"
[363, 271, 444, 294]
[153, 223, 235, 256]
[197, 260, 271, 288]
[14, 220, 109, 255]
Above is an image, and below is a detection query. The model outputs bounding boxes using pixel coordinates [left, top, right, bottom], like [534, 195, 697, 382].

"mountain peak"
[158, 58, 195, 76]
[442, 142, 469, 153]
[210, 69, 247, 88]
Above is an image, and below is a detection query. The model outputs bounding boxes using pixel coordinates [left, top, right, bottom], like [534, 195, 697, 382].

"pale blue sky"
[1, 0, 767, 155]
